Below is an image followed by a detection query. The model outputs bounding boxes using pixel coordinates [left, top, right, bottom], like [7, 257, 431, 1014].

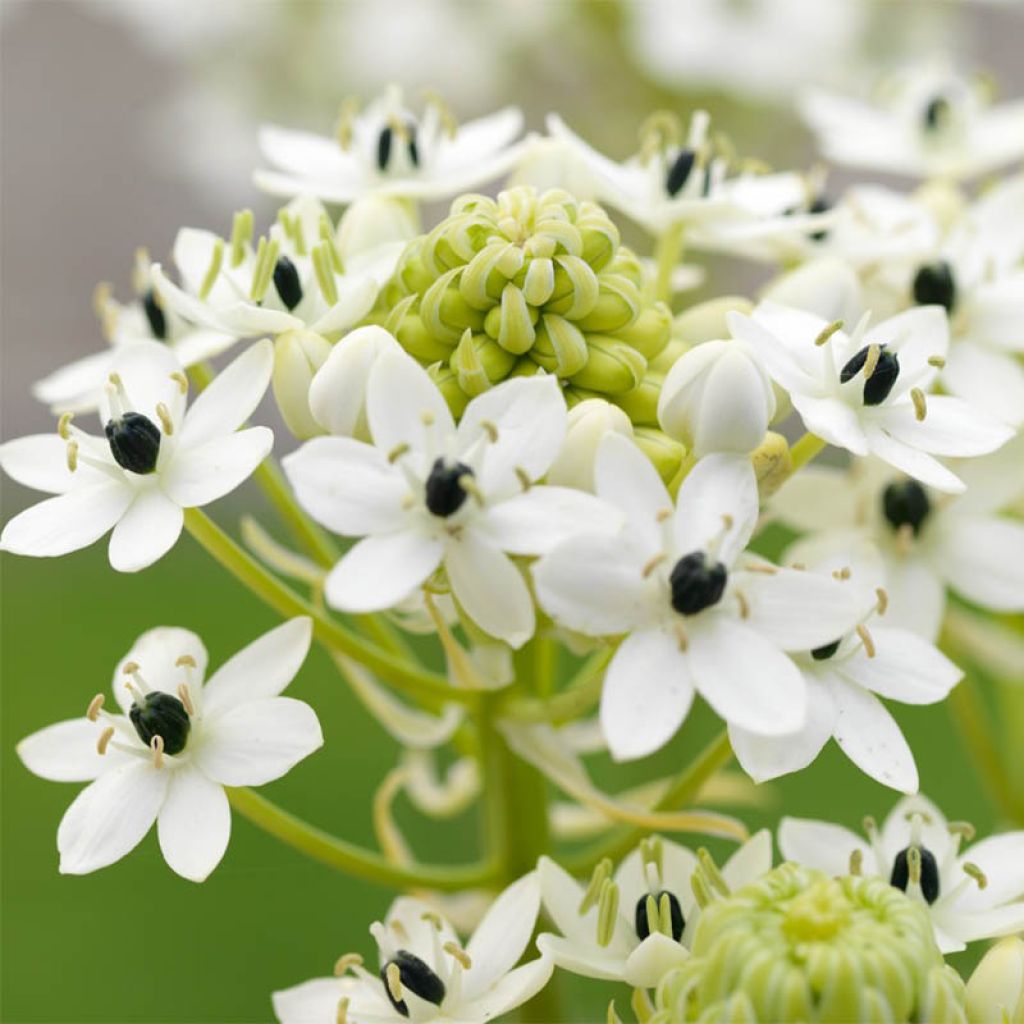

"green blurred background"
[2, 2, 1022, 1021]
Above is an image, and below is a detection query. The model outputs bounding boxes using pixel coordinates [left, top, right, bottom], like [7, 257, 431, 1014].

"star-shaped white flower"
[536, 831, 771, 989]
[272, 874, 552, 1024]
[33, 249, 236, 414]
[17, 618, 321, 881]
[283, 349, 618, 648]
[800, 64, 1024, 180]
[771, 444, 1024, 640]
[255, 85, 526, 205]
[735, 302, 1012, 492]
[547, 109, 808, 242]
[1, 339, 273, 572]
[533, 433, 863, 759]
[780, 795, 1024, 953]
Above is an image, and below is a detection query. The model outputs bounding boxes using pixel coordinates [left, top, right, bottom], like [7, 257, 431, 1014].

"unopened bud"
[548, 399, 632, 492]
[966, 937, 1024, 1024]
[673, 296, 753, 346]
[633, 428, 687, 485]
[272, 330, 332, 439]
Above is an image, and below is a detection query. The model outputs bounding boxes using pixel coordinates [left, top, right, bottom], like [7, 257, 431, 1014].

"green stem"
[227, 788, 495, 891]
[654, 221, 684, 306]
[501, 647, 611, 724]
[252, 458, 339, 568]
[566, 729, 734, 873]
[183, 507, 477, 708]
[788, 432, 827, 473]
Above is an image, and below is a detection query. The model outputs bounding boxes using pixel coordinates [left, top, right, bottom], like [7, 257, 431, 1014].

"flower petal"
[157, 765, 230, 881]
[838, 627, 962, 704]
[881, 553, 946, 640]
[113, 626, 209, 714]
[537, 855, 625, 949]
[952, 833, 1024, 910]
[600, 627, 695, 761]
[272, 977, 349, 1024]
[865, 424, 966, 494]
[936, 516, 1024, 612]
[366, 349, 454, 456]
[722, 829, 774, 890]
[445, 529, 535, 648]
[101, 341, 186, 427]
[459, 957, 554, 1021]
[202, 618, 312, 717]
[881, 396, 1013, 460]
[57, 761, 168, 875]
[0, 434, 87, 494]
[535, 934, 625, 981]
[163, 427, 273, 508]
[196, 696, 323, 787]
[108, 487, 184, 572]
[623, 934, 690, 989]
[778, 817, 871, 878]
[324, 531, 443, 613]
[18, 718, 129, 782]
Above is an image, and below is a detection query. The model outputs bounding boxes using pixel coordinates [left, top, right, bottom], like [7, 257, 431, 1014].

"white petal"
[18, 718, 127, 782]
[459, 958, 554, 1021]
[157, 765, 230, 881]
[196, 697, 323, 786]
[366, 349, 454, 456]
[736, 567, 863, 650]
[169, 328, 238, 368]
[0, 482, 132, 558]
[673, 454, 758, 567]
[272, 977, 350, 1024]
[535, 934, 626, 981]
[33, 348, 119, 413]
[463, 872, 541, 999]
[444, 529, 535, 648]
[282, 437, 408, 536]
[838, 627, 962, 704]
[537, 855, 632, 951]
[943, 341, 1024, 429]
[307, 276, 378, 336]
[178, 340, 274, 446]
[0, 434, 84, 494]
[458, 375, 566, 496]
[936, 516, 1024, 612]
[721, 829, 774, 890]
[880, 795, 949, 860]
[437, 106, 524, 170]
[870, 306, 948, 393]
[615, 840, 699, 912]
[623, 935, 690, 989]
[688, 617, 806, 736]
[865, 424, 966, 493]
[108, 487, 184, 572]
[600, 627, 695, 761]
[163, 427, 273, 508]
[113, 626, 209, 714]
[769, 464, 860, 533]
[202, 618, 312, 717]
[791, 394, 870, 455]
[777, 817, 870, 878]
[881, 396, 1013, 459]
[952, 833, 1024, 910]
[101, 341, 185, 426]
[324, 530, 443, 613]
[830, 677, 918, 793]
[57, 761, 168, 875]
[881, 553, 946, 640]
[595, 432, 673, 555]
[940, 904, 1024, 945]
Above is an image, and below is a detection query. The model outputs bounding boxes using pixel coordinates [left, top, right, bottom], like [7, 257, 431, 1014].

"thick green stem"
[500, 647, 610, 724]
[654, 221, 685, 306]
[227, 788, 495, 891]
[183, 507, 476, 708]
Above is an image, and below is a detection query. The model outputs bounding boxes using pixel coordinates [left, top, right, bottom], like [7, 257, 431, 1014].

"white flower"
[546, 399, 632, 492]
[779, 795, 1024, 953]
[966, 936, 1024, 1024]
[800, 64, 1024, 180]
[33, 249, 235, 414]
[254, 85, 525, 205]
[536, 831, 771, 988]
[151, 195, 389, 343]
[657, 334, 775, 457]
[729, 557, 963, 793]
[283, 349, 618, 648]
[533, 433, 863, 759]
[772, 443, 1024, 639]
[272, 874, 552, 1024]
[547, 110, 806, 240]
[16, 618, 321, 881]
[736, 303, 1012, 492]
[1, 340, 273, 572]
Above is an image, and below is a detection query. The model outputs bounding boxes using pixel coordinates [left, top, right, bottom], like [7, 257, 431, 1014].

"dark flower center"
[669, 551, 727, 616]
[665, 148, 696, 198]
[890, 845, 941, 904]
[839, 344, 900, 406]
[808, 195, 830, 242]
[377, 125, 419, 173]
[634, 890, 685, 942]
[912, 261, 956, 312]
[129, 691, 191, 756]
[105, 412, 161, 474]
[811, 639, 842, 661]
[381, 950, 446, 1017]
[424, 458, 474, 518]
[143, 288, 167, 340]
[273, 255, 303, 311]
[882, 480, 931, 536]
[923, 96, 951, 132]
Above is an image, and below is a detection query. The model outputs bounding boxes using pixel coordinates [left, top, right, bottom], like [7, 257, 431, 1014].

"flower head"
[17, 618, 321, 881]
[1, 340, 273, 571]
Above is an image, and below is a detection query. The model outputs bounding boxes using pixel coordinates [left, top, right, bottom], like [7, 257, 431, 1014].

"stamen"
[875, 586, 889, 615]
[230, 209, 254, 267]
[66, 440, 79, 472]
[384, 962, 403, 1003]
[387, 442, 410, 464]
[335, 996, 349, 1024]
[642, 553, 667, 578]
[333, 953, 363, 976]
[596, 879, 619, 948]
[155, 403, 174, 435]
[334, 97, 360, 149]
[814, 320, 844, 347]
[86, 694, 105, 722]
[897, 523, 915, 554]
[697, 848, 730, 897]
[832, 566, 852, 580]
[443, 942, 471, 970]
[580, 858, 612, 914]
[863, 815, 878, 840]
[420, 410, 436, 426]
[911, 388, 927, 421]
[480, 419, 499, 442]
[420, 912, 443, 931]
[318, 214, 344, 273]
[150, 734, 165, 769]
[423, 88, 458, 137]
[177, 683, 195, 717]
[58, 412, 74, 440]
[746, 563, 778, 575]
[863, 343, 881, 380]
[962, 861, 988, 889]
[790, 562, 806, 571]
[170, 372, 189, 395]
[96, 726, 115, 755]
[514, 466, 531, 491]
[734, 591, 749, 619]
[927, 355, 946, 368]
[690, 871, 712, 910]
[198, 238, 224, 301]
[947, 820, 976, 841]
[640, 836, 664, 881]
[312, 243, 339, 305]
[907, 845, 922, 885]
[849, 849, 863, 875]
[249, 236, 281, 303]
[457, 473, 485, 507]
[674, 623, 689, 651]
[655, 507, 672, 523]
[856, 624, 876, 658]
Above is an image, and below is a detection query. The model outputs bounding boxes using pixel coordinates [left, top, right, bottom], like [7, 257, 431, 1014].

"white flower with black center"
[800, 64, 1024, 181]
[532, 433, 863, 760]
[536, 831, 771, 989]
[1, 340, 273, 572]
[255, 85, 526, 206]
[735, 303, 1012, 493]
[772, 444, 1024, 640]
[272, 874, 552, 1024]
[282, 349, 618, 648]
[33, 248, 236, 414]
[729, 560, 963, 793]
[16, 618, 321, 881]
[780, 795, 1024, 953]
[546, 109, 808, 243]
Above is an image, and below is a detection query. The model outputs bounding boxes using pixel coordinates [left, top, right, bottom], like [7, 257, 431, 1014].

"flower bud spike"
[86, 694, 105, 721]
[197, 238, 224, 301]
[597, 879, 619, 947]
[333, 953, 363, 977]
[96, 726, 115, 756]
[580, 857, 612, 914]
[911, 387, 927, 421]
[155, 402, 174, 436]
[856, 624, 876, 658]
[150, 734, 165, 769]
[962, 861, 988, 889]
[229, 208, 254, 266]
[443, 942, 471, 970]
[814, 320, 844, 347]
[698, 848, 730, 897]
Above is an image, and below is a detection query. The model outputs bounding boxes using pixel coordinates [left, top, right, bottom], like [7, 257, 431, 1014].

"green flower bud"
[966, 937, 1024, 1024]
[272, 329, 332, 439]
[673, 296, 754, 346]
[632, 427, 687, 485]
[654, 863, 966, 1023]
[377, 186, 669, 409]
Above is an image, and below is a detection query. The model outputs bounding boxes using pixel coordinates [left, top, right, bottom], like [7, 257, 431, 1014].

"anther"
[385, 962, 403, 1003]
[947, 821, 976, 841]
[333, 953, 363, 976]
[734, 591, 749, 619]
[642, 553, 667, 578]
[927, 355, 946, 368]
[856, 624, 876, 658]
[150, 734, 165, 769]
[656, 507, 672, 523]
[66, 440, 79, 472]
[335, 997, 349, 1024]
[170, 372, 189, 395]
[849, 849, 863, 875]
[580, 858, 612, 914]
[863, 343, 882, 381]
[514, 466, 531, 491]
[58, 412, 74, 440]
[387, 442, 410, 464]
[697, 848, 729, 897]
[86, 694, 105, 721]
[155, 403, 174, 435]
[480, 420, 499, 442]
[198, 239, 224, 301]
[674, 623, 689, 651]
[177, 683, 195, 717]
[96, 726, 115, 756]
[963, 862, 988, 889]
[911, 388, 927, 421]
[876, 586, 889, 615]
[832, 566, 852, 580]
[420, 410, 435, 426]
[690, 871, 712, 910]
[814, 320, 844, 347]
[840, 344, 900, 405]
[443, 942, 471, 970]
[596, 879, 620, 948]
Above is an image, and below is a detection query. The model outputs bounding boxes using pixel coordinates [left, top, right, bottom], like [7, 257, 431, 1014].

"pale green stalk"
[788, 431, 827, 472]
[654, 221, 685, 306]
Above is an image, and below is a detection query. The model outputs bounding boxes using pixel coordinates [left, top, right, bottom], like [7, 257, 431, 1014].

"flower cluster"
[4, 68, 1024, 1022]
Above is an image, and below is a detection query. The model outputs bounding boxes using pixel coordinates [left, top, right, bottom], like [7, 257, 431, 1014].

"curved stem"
[184, 507, 478, 708]
[253, 459, 339, 568]
[654, 221, 685, 306]
[501, 647, 611, 724]
[227, 788, 496, 891]
[788, 432, 827, 473]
